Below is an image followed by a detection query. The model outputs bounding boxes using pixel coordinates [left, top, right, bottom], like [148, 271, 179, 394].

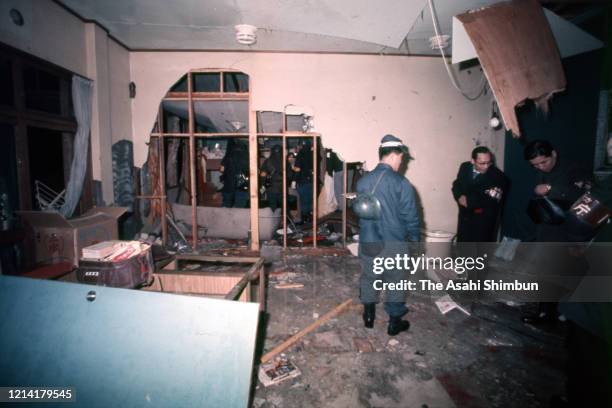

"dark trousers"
[457, 211, 497, 242]
[267, 192, 282, 212]
[222, 191, 249, 208]
[297, 183, 313, 218]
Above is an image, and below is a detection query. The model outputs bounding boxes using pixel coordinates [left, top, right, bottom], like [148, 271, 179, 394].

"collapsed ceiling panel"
[457, 0, 566, 137]
[452, 8, 604, 64]
[57, 0, 427, 51]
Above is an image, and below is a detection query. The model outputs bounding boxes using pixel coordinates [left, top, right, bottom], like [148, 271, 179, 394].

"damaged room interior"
[1, 0, 612, 407]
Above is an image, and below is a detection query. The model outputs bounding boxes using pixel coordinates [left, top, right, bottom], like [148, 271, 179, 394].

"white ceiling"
[56, 0, 503, 55]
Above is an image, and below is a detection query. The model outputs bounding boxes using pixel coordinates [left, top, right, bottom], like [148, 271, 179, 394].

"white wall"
[0, 0, 133, 205]
[130, 52, 505, 232]
[108, 40, 133, 144]
[1, 0, 505, 230]
[0, 0, 87, 76]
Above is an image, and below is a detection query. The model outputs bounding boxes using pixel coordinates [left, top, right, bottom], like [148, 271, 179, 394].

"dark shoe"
[363, 303, 376, 328]
[387, 316, 410, 336]
[521, 312, 556, 325]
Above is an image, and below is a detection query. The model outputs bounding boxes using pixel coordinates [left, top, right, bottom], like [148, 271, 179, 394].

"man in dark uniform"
[522, 140, 593, 325]
[452, 146, 507, 242]
[358, 134, 421, 336]
[525, 139, 592, 242]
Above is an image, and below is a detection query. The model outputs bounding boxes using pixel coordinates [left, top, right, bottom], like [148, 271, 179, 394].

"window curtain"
[60, 75, 93, 217]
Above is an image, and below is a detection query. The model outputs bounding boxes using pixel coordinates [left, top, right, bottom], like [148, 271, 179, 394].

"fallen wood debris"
[274, 283, 304, 289]
[260, 299, 352, 363]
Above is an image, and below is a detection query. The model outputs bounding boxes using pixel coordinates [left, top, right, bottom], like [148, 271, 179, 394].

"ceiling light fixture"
[429, 34, 450, 50]
[235, 24, 257, 45]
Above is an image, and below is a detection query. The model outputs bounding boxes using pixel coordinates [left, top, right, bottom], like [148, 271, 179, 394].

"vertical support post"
[157, 107, 168, 246]
[312, 135, 317, 248]
[282, 129, 287, 249]
[248, 109, 260, 251]
[342, 161, 347, 248]
[187, 73, 198, 251]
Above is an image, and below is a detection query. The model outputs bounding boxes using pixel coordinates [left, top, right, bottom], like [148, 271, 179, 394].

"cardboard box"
[18, 207, 127, 267]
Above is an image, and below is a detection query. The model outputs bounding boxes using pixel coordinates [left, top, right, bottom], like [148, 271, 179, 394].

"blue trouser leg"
[222, 192, 234, 207]
[359, 254, 408, 318]
[297, 183, 313, 216]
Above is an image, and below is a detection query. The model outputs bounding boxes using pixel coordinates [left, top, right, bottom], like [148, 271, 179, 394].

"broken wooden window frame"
[147, 69, 341, 252]
[147, 69, 260, 250]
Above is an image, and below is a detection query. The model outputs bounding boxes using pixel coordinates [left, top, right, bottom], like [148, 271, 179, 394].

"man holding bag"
[522, 140, 593, 325]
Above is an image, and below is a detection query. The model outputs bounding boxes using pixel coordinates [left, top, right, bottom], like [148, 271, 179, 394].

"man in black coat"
[452, 146, 507, 242]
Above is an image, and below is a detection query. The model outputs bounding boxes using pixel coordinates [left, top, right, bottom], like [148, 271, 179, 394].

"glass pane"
[257, 111, 282, 133]
[223, 72, 249, 93]
[286, 114, 307, 131]
[192, 73, 220, 92]
[0, 59, 13, 106]
[193, 100, 249, 133]
[23, 66, 61, 114]
[169, 75, 188, 92]
[162, 100, 189, 133]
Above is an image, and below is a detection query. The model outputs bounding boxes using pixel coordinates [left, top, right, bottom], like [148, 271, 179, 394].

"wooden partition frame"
[148, 71, 327, 252]
[256, 131, 321, 249]
[148, 69, 255, 250]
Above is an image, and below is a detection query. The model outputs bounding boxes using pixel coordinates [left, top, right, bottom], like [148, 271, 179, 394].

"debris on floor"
[254, 251, 567, 408]
[258, 357, 302, 387]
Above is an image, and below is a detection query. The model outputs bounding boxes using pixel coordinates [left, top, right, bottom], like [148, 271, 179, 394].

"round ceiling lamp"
[235, 24, 257, 45]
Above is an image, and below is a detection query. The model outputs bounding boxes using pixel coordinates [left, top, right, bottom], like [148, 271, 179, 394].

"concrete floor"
[253, 252, 566, 408]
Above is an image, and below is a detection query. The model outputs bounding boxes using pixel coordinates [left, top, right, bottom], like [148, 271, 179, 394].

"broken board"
[0, 275, 259, 407]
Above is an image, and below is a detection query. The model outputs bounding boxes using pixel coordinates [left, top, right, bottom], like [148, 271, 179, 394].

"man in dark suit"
[452, 146, 507, 242]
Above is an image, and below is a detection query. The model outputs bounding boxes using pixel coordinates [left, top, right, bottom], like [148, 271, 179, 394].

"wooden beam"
[157, 106, 168, 245]
[187, 72, 198, 250]
[282, 119, 287, 249]
[313, 135, 317, 248]
[260, 299, 352, 363]
[174, 254, 261, 263]
[248, 103, 259, 251]
[342, 160, 347, 247]
[0, 107, 78, 133]
[224, 258, 265, 301]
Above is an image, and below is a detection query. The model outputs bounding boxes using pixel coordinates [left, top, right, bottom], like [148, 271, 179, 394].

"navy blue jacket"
[357, 163, 421, 244]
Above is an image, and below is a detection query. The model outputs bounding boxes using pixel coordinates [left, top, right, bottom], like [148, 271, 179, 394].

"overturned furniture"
[144, 253, 266, 311]
[18, 207, 127, 267]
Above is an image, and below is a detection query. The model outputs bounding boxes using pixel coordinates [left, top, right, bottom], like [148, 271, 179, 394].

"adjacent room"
[1, 0, 611, 407]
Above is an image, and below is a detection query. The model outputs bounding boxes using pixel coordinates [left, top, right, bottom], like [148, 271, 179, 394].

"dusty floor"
[252, 252, 566, 408]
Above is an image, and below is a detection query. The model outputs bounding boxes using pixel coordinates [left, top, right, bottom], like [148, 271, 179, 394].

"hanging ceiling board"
[0, 275, 260, 408]
[452, 8, 604, 64]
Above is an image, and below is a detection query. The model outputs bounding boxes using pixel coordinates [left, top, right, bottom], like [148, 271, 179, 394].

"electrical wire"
[427, 0, 488, 101]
